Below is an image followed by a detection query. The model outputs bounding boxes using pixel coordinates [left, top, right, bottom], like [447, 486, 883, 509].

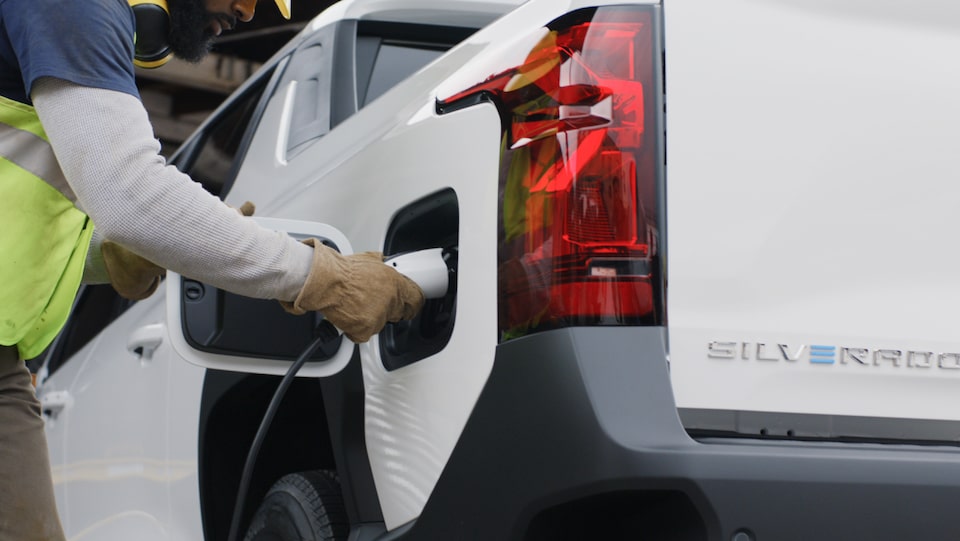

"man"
[0, 0, 424, 539]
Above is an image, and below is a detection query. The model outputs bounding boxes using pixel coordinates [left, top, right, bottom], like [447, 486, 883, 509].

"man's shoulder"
[2, 0, 138, 101]
[5, 0, 132, 25]
[2, 0, 134, 53]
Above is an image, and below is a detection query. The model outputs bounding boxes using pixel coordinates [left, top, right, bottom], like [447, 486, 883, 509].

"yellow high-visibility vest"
[0, 95, 93, 360]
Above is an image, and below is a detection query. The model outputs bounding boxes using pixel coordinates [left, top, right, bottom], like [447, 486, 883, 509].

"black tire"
[243, 470, 349, 541]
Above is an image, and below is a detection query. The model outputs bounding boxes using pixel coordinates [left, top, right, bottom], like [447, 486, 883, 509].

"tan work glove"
[280, 239, 425, 343]
[101, 240, 165, 300]
[233, 201, 256, 217]
[101, 201, 256, 301]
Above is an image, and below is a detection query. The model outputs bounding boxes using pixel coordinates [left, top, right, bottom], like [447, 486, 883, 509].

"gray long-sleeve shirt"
[32, 77, 313, 302]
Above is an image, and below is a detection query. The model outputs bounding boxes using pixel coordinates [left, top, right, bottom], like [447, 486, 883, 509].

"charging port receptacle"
[381, 188, 459, 371]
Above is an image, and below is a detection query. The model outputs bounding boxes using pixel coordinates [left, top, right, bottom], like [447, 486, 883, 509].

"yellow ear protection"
[129, 0, 172, 69]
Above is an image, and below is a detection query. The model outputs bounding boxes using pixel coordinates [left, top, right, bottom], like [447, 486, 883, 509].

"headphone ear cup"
[129, 0, 172, 68]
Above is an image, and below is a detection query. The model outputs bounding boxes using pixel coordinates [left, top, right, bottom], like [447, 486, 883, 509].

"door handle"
[127, 323, 165, 360]
[40, 390, 72, 417]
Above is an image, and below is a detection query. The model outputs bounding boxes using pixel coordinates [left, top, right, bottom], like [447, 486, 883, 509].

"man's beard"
[167, 0, 214, 63]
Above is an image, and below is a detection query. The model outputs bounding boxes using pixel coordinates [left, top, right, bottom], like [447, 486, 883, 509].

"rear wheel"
[243, 470, 349, 541]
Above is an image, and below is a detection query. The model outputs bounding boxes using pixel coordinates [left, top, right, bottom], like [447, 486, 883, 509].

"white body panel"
[664, 0, 960, 418]
[41, 293, 206, 540]
[228, 75, 503, 528]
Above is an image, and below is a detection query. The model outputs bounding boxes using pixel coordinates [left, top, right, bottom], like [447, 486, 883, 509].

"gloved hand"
[280, 239, 425, 343]
[234, 201, 255, 217]
[101, 240, 165, 300]
[101, 201, 256, 301]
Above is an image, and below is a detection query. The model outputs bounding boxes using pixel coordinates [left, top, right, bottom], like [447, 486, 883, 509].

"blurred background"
[136, 0, 338, 156]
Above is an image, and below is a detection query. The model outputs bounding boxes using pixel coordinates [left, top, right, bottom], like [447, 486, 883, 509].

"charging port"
[381, 188, 459, 371]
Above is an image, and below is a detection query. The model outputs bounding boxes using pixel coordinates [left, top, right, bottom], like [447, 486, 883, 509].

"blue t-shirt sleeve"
[1, 0, 139, 101]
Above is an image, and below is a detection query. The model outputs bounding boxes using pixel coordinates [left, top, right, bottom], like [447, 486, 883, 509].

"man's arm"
[32, 77, 312, 302]
[33, 76, 424, 341]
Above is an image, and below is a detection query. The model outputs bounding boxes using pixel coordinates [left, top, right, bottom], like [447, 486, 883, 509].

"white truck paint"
[665, 0, 960, 419]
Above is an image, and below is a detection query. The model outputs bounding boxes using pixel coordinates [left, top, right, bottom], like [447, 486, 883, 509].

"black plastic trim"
[356, 21, 476, 49]
[681, 407, 960, 446]
[320, 357, 386, 528]
[651, 3, 668, 326]
[354, 34, 381, 108]
[331, 20, 360, 128]
[393, 327, 960, 540]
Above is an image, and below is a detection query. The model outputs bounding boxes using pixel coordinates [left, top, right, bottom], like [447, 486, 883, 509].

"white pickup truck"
[37, 0, 960, 539]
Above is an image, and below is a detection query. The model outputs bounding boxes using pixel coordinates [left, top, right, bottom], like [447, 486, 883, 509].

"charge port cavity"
[381, 188, 459, 371]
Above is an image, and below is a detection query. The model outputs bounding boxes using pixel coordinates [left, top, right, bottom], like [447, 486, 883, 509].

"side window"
[172, 64, 280, 197]
[353, 22, 476, 110]
[356, 40, 445, 108]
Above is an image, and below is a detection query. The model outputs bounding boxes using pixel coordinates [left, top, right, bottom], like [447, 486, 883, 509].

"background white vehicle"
[36, 0, 960, 539]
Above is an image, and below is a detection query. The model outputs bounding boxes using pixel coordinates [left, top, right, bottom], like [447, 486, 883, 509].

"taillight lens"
[439, 7, 663, 342]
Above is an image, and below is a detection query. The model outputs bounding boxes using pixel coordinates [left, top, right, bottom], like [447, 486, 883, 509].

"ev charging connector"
[385, 247, 449, 300]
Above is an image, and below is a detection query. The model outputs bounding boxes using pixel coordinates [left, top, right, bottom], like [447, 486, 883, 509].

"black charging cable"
[226, 319, 342, 541]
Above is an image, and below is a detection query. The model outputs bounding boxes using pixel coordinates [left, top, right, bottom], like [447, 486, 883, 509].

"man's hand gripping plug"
[280, 240, 425, 343]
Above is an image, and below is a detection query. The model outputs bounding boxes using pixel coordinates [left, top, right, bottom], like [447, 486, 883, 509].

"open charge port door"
[380, 188, 459, 371]
[178, 280, 343, 360]
[166, 218, 355, 377]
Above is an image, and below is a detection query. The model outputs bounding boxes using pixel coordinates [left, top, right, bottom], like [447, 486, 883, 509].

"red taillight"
[439, 7, 662, 341]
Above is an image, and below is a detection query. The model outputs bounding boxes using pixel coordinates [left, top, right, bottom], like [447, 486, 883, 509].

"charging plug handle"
[385, 248, 449, 299]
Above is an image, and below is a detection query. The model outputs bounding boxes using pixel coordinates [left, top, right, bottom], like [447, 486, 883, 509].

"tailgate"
[664, 0, 960, 435]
